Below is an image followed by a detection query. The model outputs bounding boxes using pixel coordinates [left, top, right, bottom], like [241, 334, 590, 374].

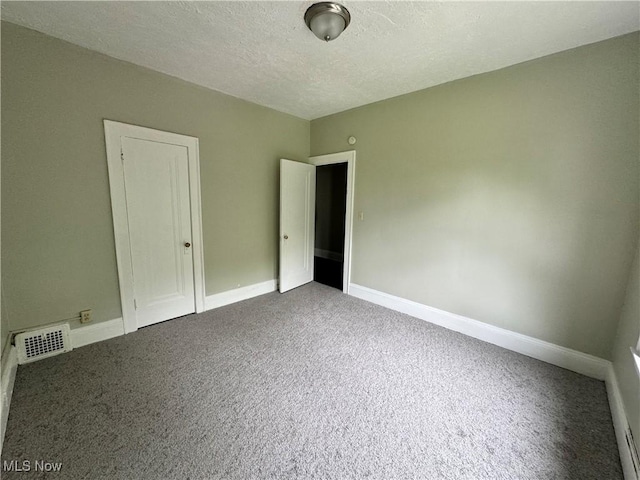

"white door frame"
[104, 120, 206, 334]
[308, 150, 356, 294]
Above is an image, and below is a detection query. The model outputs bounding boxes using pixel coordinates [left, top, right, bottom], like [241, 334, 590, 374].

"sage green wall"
[0, 292, 6, 356]
[1, 227, 5, 357]
[0, 30, 5, 354]
[1, 109, 5, 353]
[612, 239, 639, 442]
[1, 22, 309, 332]
[311, 33, 639, 359]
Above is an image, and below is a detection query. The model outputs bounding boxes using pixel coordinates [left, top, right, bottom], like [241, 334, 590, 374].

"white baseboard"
[1, 345, 18, 455]
[10, 280, 279, 355]
[70, 318, 124, 349]
[607, 366, 640, 480]
[349, 283, 610, 380]
[205, 279, 278, 310]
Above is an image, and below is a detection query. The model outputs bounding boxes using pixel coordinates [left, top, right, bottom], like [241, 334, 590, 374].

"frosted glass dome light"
[304, 3, 351, 42]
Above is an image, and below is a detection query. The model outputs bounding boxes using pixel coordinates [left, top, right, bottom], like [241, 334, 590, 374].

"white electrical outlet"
[80, 309, 92, 324]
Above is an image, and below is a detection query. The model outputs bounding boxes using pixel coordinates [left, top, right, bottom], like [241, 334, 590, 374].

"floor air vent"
[15, 324, 72, 364]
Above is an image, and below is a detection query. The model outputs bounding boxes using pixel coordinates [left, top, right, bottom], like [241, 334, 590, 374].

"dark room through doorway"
[314, 162, 348, 290]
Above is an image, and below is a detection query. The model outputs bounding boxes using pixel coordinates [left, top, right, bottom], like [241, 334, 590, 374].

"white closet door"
[122, 136, 195, 327]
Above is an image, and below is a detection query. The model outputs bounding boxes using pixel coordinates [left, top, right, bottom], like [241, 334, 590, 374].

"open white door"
[279, 159, 316, 293]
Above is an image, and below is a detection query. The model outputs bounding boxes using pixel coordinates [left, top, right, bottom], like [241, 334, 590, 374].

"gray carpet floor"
[1, 282, 622, 479]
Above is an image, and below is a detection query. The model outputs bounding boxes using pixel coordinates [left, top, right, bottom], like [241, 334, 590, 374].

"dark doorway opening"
[314, 163, 347, 290]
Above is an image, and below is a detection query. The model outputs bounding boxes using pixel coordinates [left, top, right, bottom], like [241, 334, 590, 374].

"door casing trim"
[104, 120, 206, 334]
[308, 150, 356, 294]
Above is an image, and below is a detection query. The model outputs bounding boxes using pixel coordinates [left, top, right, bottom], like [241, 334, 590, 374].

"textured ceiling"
[2, 1, 638, 120]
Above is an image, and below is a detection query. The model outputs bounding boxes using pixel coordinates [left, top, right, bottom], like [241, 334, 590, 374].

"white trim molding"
[104, 120, 206, 334]
[1, 345, 18, 454]
[205, 280, 278, 311]
[607, 366, 640, 480]
[70, 318, 125, 349]
[349, 283, 610, 380]
[309, 150, 356, 295]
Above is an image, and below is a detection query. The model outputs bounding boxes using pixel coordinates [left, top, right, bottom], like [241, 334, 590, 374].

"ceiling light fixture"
[304, 2, 351, 42]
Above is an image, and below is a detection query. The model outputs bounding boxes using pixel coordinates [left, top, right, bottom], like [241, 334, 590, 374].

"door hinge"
[133, 298, 137, 309]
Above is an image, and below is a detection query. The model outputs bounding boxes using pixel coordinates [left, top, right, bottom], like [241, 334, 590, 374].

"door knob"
[283, 235, 289, 240]
[184, 242, 191, 248]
